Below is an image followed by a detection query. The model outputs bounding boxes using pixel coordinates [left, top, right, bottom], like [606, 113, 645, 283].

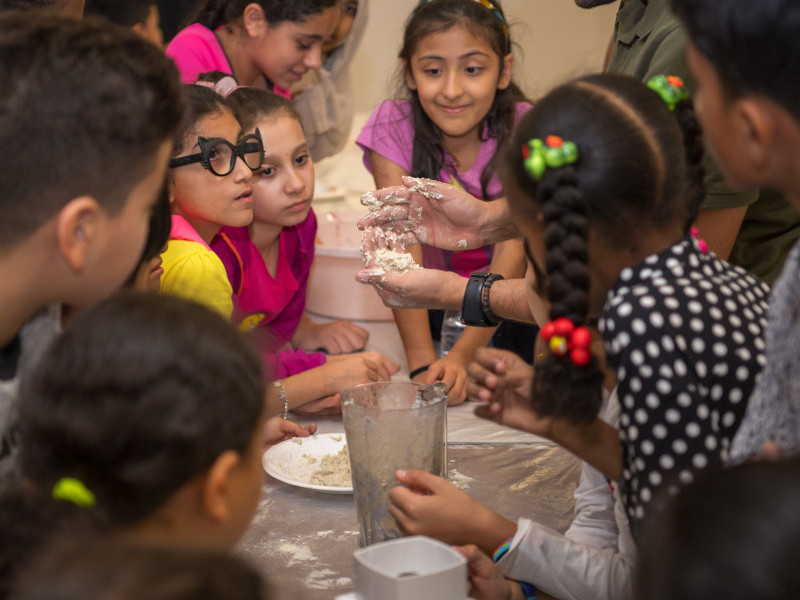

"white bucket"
[307, 212, 394, 322]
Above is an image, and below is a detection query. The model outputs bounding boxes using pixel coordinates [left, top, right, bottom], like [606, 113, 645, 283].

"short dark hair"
[504, 73, 704, 424]
[670, 0, 800, 121]
[173, 83, 232, 156]
[18, 293, 265, 526]
[10, 539, 270, 600]
[194, 0, 338, 30]
[0, 0, 69, 10]
[0, 13, 184, 249]
[84, 0, 153, 27]
[637, 458, 800, 600]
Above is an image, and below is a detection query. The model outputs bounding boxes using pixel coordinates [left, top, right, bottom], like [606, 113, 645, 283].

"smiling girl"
[212, 87, 399, 416]
[160, 84, 263, 317]
[166, 0, 339, 96]
[356, 0, 533, 404]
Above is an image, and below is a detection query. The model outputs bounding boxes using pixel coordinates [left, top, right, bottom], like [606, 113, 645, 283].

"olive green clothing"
[608, 0, 800, 284]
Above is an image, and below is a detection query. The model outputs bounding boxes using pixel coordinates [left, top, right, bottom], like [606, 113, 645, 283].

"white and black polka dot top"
[598, 234, 769, 537]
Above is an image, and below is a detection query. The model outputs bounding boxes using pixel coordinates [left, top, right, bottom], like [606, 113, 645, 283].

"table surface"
[238, 405, 581, 599]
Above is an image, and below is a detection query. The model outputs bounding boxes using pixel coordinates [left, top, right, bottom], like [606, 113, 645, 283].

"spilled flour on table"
[448, 468, 474, 490]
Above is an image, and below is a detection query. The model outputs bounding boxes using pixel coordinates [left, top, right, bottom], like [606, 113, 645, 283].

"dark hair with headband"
[399, 0, 526, 200]
[226, 87, 304, 133]
[194, 0, 337, 30]
[172, 83, 232, 159]
[18, 293, 265, 526]
[504, 73, 705, 423]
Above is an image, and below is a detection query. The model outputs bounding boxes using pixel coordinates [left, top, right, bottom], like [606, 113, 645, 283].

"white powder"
[361, 189, 406, 212]
[309, 445, 352, 487]
[406, 177, 444, 200]
[457, 239, 468, 249]
[374, 248, 420, 274]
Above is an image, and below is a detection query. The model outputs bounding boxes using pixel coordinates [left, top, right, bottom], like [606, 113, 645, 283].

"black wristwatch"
[461, 272, 504, 327]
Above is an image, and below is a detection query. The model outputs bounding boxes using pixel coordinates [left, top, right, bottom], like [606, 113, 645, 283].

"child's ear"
[403, 59, 417, 91]
[201, 450, 242, 523]
[735, 97, 777, 179]
[497, 52, 514, 91]
[242, 2, 268, 39]
[56, 197, 102, 273]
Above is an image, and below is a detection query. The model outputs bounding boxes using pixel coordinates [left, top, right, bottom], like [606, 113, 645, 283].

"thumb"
[355, 268, 387, 285]
[395, 468, 443, 493]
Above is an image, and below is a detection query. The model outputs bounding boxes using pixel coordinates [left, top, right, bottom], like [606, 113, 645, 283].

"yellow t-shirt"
[160, 238, 233, 318]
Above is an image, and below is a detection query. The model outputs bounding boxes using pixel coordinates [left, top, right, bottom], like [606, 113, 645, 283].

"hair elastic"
[52, 477, 96, 508]
[540, 317, 592, 366]
[647, 74, 689, 111]
[196, 76, 240, 98]
[414, 0, 510, 50]
[522, 136, 579, 181]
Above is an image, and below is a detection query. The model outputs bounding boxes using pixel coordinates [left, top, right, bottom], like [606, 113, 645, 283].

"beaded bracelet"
[273, 380, 289, 419]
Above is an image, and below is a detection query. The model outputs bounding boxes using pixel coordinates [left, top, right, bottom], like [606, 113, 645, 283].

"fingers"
[361, 352, 400, 380]
[395, 468, 446, 493]
[466, 362, 499, 402]
[426, 361, 467, 404]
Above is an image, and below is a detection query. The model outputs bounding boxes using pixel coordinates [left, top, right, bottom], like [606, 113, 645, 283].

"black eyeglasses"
[169, 129, 264, 177]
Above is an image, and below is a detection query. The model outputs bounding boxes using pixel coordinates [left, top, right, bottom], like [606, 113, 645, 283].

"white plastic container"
[335, 536, 468, 600]
[307, 212, 394, 322]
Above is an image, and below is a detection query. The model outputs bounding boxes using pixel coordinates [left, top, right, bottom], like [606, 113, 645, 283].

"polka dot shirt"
[598, 235, 769, 537]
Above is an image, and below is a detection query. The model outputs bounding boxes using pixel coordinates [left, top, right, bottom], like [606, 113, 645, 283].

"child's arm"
[434, 239, 527, 387]
[263, 351, 400, 415]
[367, 150, 467, 402]
[291, 313, 369, 354]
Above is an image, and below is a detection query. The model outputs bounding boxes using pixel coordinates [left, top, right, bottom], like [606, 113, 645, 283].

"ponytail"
[531, 167, 604, 423]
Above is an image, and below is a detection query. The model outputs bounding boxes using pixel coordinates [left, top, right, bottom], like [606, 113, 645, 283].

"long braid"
[673, 100, 706, 231]
[532, 167, 604, 424]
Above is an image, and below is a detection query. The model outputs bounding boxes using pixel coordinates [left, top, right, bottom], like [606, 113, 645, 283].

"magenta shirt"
[211, 210, 325, 379]
[166, 23, 291, 98]
[356, 99, 531, 276]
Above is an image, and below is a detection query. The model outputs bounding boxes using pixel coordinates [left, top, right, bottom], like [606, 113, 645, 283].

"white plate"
[262, 433, 353, 494]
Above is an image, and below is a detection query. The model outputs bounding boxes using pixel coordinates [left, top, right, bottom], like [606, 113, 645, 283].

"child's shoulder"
[364, 99, 413, 127]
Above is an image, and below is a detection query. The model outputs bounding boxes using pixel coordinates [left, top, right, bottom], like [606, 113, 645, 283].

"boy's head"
[84, 0, 162, 46]
[670, 0, 800, 191]
[0, 0, 84, 17]
[0, 13, 183, 303]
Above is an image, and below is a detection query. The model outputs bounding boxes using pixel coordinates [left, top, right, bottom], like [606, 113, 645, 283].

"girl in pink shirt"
[213, 88, 399, 415]
[166, 0, 339, 97]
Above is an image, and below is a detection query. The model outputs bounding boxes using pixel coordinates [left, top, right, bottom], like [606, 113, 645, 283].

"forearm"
[290, 313, 316, 347]
[551, 418, 622, 481]
[266, 369, 334, 415]
[394, 307, 437, 372]
[479, 198, 519, 246]
[488, 279, 535, 323]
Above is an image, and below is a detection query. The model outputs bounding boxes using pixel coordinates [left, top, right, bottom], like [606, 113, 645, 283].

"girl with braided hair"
[380, 73, 768, 600]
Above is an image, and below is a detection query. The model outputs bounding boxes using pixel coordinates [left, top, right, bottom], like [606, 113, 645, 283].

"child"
[212, 87, 399, 413]
[636, 458, 800, 600]
[11, 539, 271, 600]
[166, 0, 339, 96]
[383, 73, 770, 599]
[17, 294, 315, 551]
[0, 14, 183, 478]
[292, 0, 368, 161]
[160, 83, 262, 318]
[356, 0, 532, 404]
[84, 0, 163, 47]
[668, 0, 800, 462]
[125, 186, 171, 293]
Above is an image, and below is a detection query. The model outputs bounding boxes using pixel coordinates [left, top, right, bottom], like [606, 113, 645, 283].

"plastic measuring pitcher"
[342, 381, 447, 547]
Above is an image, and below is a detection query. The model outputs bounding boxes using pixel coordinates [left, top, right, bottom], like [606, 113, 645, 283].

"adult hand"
[358, 177, 496, 250]
[453, 545, 520, 600]
[356, 227, 465, 310]
[261, 417, 317, 450]
[468, 347, 555, 439]
[294, 319, 369, 354]
[388, 470, 507, 547]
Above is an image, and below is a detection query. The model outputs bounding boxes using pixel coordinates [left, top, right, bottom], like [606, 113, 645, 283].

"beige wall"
[350, 0, 619, 113]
